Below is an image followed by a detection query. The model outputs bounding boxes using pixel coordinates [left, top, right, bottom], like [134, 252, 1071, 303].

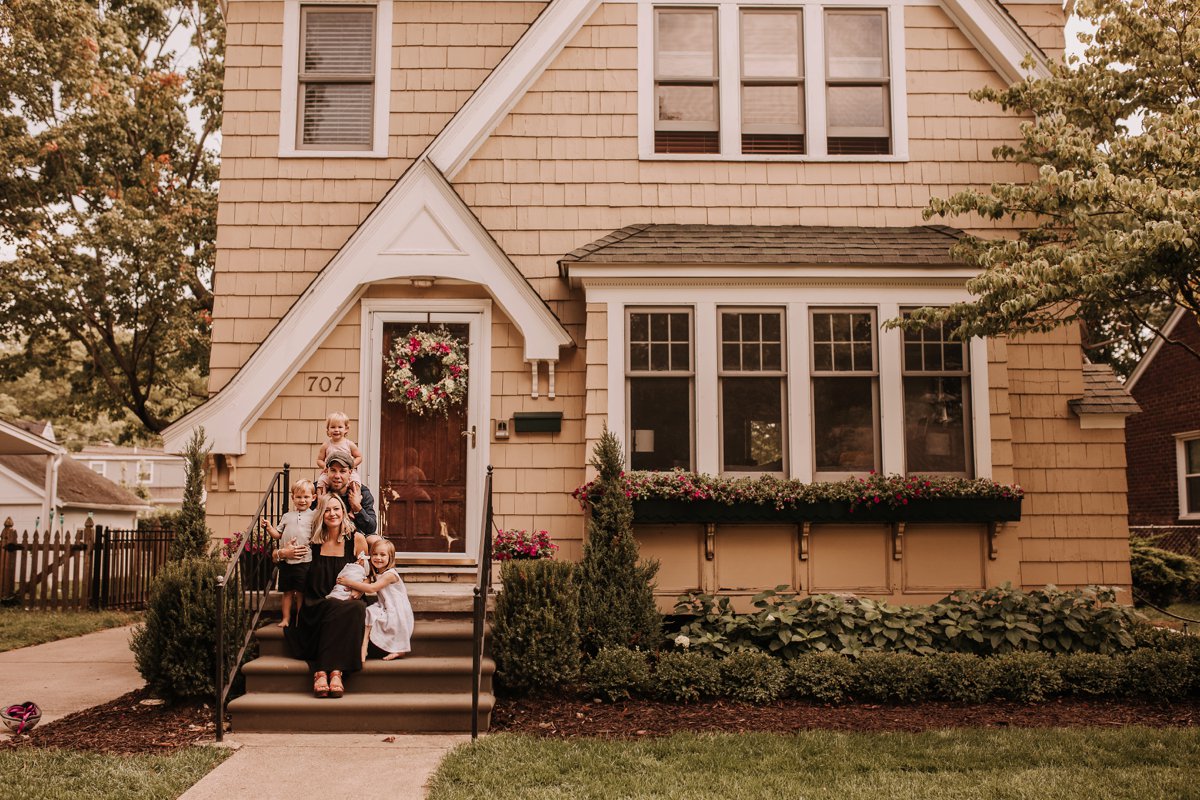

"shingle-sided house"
[164, 0, 1136, 605]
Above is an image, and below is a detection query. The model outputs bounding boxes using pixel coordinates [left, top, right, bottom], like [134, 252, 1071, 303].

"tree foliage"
[0, 0, 224, 433]
[912, 0, 1200, 373]
[576, 429, 661, 655]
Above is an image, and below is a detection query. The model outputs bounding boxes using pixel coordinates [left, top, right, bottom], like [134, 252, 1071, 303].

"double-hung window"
[1179, 437, 1200, 518]
[740, 10, 805, 155]
[811, 309, 880, 478]
[901, 313, 972, 475]
[825, 9, 891, 155]
[719, 309, 786, 473]
[654, 8, 721, 154]
[627, 309, 695, 470]
[297, 6, 377, 149]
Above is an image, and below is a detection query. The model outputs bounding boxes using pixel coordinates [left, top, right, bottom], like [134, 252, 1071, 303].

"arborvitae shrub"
[169, 427, 213, 561]
[924, 652, 998, 703]
[719, 650, 789, 703]
[853, 652, 932, 703]
[1120, 648, 1194, 701]
[131, 557, 245, 701]
[990, 652, 1063, 702]
[788, 653, 857, 704]
[1058, 652, 1124, 697]
[492, 559, 581, 696]
[582, 647, 652, 702]
[576, 430, 661, 654]
[653, 651, 721, 702]
[1130, 542, 1200, 608]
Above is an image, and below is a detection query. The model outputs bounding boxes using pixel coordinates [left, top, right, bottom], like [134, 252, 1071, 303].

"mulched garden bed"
[493, 696, 1200, 738]
[0, 688, 218, 755]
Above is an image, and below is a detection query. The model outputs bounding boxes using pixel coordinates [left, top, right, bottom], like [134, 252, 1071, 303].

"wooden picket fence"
[0, 517, 174, 611]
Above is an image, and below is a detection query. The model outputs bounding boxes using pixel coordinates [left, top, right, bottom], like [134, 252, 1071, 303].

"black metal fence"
[91, 526, 175, 610]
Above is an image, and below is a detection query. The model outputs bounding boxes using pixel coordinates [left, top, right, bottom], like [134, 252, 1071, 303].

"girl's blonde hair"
[369, 537, 396, 578]
[310, 493, 356, 545]
[326, 411, 349, 429]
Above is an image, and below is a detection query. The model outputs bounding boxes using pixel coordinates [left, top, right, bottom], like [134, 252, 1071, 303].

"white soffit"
[939, 0, 1051, 83]
[162, 160, 572, 455]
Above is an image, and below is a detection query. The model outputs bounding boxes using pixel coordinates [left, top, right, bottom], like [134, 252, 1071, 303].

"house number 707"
[306, 375, 345, 393]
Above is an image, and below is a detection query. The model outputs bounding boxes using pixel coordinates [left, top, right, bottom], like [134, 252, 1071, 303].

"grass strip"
[0, 746, 229, 800]
[430, 727, 1200, 800]
[0, 609, 140, 653]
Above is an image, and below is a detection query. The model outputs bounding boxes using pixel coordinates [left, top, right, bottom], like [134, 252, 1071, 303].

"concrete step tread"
[229, 692, 495, 713]
[243, 655, 495, 676]
[255, 619, 487, 643]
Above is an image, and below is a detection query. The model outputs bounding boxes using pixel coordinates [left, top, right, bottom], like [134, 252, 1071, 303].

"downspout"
[42, 452, 62, 531]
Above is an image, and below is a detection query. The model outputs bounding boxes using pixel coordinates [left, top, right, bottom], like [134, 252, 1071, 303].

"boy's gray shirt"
[278, 509, 316, 563]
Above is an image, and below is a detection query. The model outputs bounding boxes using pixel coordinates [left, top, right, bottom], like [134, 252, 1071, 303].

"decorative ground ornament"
[385, 327, 469, 416]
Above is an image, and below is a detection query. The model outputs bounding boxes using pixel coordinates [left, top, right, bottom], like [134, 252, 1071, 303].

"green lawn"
[0, 608, 140, 653]
[429, 728, 1200, 800]
[0, 747, 229, 800]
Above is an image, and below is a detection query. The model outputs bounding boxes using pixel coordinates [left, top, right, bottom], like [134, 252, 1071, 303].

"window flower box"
[629, 497, 1020, 524]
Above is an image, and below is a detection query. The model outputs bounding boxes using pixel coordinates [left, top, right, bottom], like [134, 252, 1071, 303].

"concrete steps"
[257, 581, 490, 616]
[231, 618, 494, 734]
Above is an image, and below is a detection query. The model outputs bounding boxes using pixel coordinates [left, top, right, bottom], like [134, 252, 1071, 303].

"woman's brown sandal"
[328, 671, 345, 698]
[313, 671, 329, 698]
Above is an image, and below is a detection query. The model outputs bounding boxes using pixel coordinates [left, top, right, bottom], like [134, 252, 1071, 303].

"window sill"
[638, 152, 910, 163]
[278, 147, 389, 159]
[630, 496, 1022, 524]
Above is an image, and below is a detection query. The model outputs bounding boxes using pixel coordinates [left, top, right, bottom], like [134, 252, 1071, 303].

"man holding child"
[320, 453, 377, 536]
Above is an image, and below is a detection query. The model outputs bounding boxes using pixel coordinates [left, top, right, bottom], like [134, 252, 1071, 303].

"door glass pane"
[742, 85, 802, 127]
[813, 376, 877, 473]
[828, 85, 887, 129]
[722, 378, 784, 472]
[657, 10, 715, 77]
[630, 377, 692, 470]
[827, 12, 886, 78]
[657, 84, 717, 125]
[903, 376, 970, 474]
[742, 12, 801, 78]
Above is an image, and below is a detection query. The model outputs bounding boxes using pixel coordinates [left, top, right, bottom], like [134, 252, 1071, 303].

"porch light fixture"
[409, 276, 436, 288]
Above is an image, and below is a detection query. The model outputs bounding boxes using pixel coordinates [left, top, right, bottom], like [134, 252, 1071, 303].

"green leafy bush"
[924, 652, 998, 703]
[788, 653, 857, 704]
[582, 647, 651, 702]
[853, 652, 932, 703]
[131, 557, 245, 701]
[718, 650, 790, 704]
[1130, 542, 1200, 608]
[1058, 653, 1124, 697]
[1120, 648, 1194, 701]
[576, 431, 661, 654]
[652, 651, 721, 703]
[493, 560, 581, 697]
[990, 652, 1063, 702]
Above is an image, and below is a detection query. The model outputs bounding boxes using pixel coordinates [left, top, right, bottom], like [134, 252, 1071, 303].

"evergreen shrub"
[582, 647, 652, 702]
[652, 651, 721, 702]
[990, 652, 1063, 702]
[492, 559, 580, 696]
[719, 650, 789, 703]
[1058, 652, 1124, 697]
[130, 557, 244, 701]
[853, 652, 932, 703]
[1130, 542, 1200, 608]
[924, 652, 998, 703]
[169, 428, 213, 561]
[1120, 648, 1194, 701]
[788, 653, 857, 704]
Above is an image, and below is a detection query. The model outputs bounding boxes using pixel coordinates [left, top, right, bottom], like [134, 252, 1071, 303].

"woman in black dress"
[276, 492, 368, 697]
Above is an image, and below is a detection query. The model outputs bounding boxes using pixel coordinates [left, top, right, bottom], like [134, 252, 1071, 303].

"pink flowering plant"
[384, 327, 468, 416]
[493, 529, 559, 561]
[572, 469, 1022, 512]
[219, 528, 272, 560]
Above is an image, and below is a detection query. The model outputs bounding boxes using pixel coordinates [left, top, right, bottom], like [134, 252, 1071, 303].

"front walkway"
[182, 733, 469, 800]
[0, 624, 142, 730]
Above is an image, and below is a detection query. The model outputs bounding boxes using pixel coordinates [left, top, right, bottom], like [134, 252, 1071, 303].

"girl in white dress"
[336, 537, 414, 661]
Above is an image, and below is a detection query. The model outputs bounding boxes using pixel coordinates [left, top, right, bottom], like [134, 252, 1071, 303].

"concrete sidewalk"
[0, 624, 142, 728]
[181, 733, 470, 800]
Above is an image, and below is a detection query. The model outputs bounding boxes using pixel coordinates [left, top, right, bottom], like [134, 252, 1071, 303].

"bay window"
[720, 309, 786, 473]
[901, 313, 972, 475]
[627, 309, 695, 470]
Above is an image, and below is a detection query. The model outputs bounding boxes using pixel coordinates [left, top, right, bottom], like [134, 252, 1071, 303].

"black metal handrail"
[215, 463, 290, 741]
[470, 465, 494, 739]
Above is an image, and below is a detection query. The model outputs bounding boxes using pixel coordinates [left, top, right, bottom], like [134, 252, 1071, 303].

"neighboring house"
[163, 0, 1136, 604]
[1125, 308, 1200, 552]
[75, 444, 188, 511]
[0, 452, 151, 534]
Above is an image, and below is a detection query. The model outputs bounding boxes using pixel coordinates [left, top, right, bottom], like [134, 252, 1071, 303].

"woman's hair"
[311, 493, 356, 544]
[326, 411, 349, 429]
[369, 537, 397, 578]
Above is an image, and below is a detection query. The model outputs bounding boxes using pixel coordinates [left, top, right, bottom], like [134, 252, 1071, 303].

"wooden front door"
[377, 321, 470, 555]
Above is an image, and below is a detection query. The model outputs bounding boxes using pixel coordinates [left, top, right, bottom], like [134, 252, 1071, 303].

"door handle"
[461, 425, 476, 448]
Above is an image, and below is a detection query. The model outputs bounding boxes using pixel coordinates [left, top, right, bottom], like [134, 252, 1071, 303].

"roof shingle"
[0, 454, 149, 508]
[1068, 363, 1141, 416]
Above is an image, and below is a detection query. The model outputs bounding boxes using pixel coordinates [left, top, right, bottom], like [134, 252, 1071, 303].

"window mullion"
[804, 7, 827, 156]
[695, 302, 720, 475]
[878, 302, 905, 475]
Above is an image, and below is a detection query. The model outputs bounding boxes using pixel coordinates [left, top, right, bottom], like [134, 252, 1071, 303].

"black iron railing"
[471, 465, 494, 739]
[91, 526, 175, 610]
[215, 463, 290, 742]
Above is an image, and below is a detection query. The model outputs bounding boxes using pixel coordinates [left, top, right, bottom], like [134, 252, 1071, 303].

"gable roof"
[1068, 363, 1141, 417]
[0, 455, 149, 510]
[0, 416, 63, 457]
[1125, 306, 1191, 392]
[560, 224, 964, 268]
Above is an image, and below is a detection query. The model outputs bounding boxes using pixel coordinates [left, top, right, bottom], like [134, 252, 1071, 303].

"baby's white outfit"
[316, 438, 362, 488]
[276, 509, 316, 564]
[365, 568, 415, 655]
[327, 561, 367, 600]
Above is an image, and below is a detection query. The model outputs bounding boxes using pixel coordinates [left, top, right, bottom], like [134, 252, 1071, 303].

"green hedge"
[668, 584, 1138, 658]
[1130, 542, 1200, 608]
[492, 560, 581, 696]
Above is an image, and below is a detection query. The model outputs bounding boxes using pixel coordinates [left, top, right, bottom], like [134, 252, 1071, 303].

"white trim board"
[1125, 306, 1189, 392]
[162, 161, 572, 455]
